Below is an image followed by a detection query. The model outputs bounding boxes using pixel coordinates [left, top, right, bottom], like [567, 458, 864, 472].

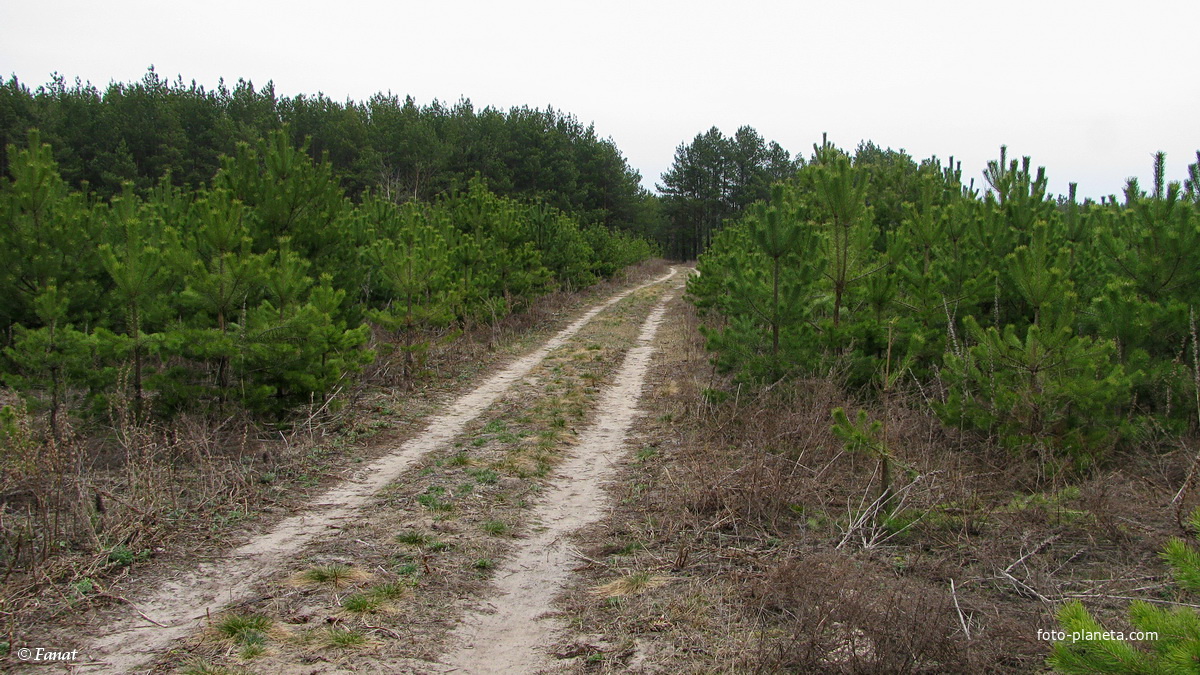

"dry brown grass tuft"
[747, 553, 967, 673]
[591, 571, 675, 598]
[289, 563, 373, 589]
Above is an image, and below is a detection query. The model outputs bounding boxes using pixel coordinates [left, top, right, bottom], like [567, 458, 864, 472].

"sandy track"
[75, 269, 677, 674]
[440, 285, 680, 674]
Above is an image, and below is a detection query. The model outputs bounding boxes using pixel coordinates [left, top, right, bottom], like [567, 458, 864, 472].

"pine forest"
[2, 69, 1200, 673]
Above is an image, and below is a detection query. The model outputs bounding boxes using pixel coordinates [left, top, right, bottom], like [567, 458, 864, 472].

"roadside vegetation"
[0, 85, 657, 655]
[5, 65, 1200, 671]
[545, 284, 1193, 672]
[155, 278, 677, 672]
[550, 141, 1200, 672]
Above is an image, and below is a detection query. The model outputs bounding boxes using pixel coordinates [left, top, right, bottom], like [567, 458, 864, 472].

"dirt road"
[441, 287, 677, 673]
[69, 268, 683, 673]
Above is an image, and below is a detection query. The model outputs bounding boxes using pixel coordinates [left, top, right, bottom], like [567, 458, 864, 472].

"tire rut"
[439, 281, 683, 674]
[72, 269, 678, 674]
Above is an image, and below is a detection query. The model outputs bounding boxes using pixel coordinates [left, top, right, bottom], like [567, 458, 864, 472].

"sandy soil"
[66, 269, 678, 674]
[439, 288, 679, 674]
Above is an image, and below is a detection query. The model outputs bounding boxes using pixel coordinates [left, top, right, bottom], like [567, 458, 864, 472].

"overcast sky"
[2, 0, 1197, 199]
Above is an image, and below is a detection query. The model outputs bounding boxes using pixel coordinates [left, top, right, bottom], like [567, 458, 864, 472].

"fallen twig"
[1061, 593, 1200, 610]
[98, 593, 168, 628]
[364, 621, 402, 639]
[996, 569, 1051, 604]
[951, 578, 972, 640]
[1005, 534, 1060, 574]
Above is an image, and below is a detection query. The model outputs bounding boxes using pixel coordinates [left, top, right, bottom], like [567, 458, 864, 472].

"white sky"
[2, 0, 1198, 200]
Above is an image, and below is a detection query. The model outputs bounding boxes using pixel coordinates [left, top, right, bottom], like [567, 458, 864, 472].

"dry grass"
[591, 571, 675, 598]
[142, 266, 682, 672]
[290, 563, 373, 589]
[551, 290, 1184, 673]
[0, 260, 674, 660]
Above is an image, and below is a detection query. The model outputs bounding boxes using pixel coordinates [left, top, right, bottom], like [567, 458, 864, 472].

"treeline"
[691, 139, 1200, 468]
[0, 129, 654, 427]
[657, 126, 797, 259]
[0, 68, 660, 236]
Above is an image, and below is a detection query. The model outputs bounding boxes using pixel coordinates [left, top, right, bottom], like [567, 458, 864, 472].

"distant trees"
[0, 69, 658, 238]
[657, 125, 795, 259]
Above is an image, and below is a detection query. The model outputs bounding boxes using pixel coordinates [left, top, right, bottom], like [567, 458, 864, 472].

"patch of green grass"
[427, 540, 450, 552]
[216, 614, 272, 645]
[482, 520, 509, 535]
[882, 509, 925, 537]
[395, 563, 419, 576]
[71, 578, 95, 597]
[455, 482, 475, 496]
[634, 447, 657, 462]
[922, 509, 967, 532]
[467, 467, 499, 484]
[341, 593, 381, 613]
[325, 627, 367, 648]
[239, 643, 266, 659]
[621, 571, 654, 592]
[617, 541, 643, 555]
[473, 558, 495, 570]
[483, 419, 507, 434]
[418, 489, 453, 512]
[299, 563, 358, 586]
[214, 509, 250, 529]
[371, 581, 409, 599]
[446, 452, 470, 467]
[395, 531, 431, 546]
[1004, 486, 1089, 524]
[1006, 486, 1081, 511]
[107, 544, 135, 567]
[306, 445, 333, 460]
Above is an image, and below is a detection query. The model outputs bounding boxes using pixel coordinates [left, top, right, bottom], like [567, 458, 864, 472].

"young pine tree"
[1050, 506, 1200, 672]
[97, 185, 173, 416]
